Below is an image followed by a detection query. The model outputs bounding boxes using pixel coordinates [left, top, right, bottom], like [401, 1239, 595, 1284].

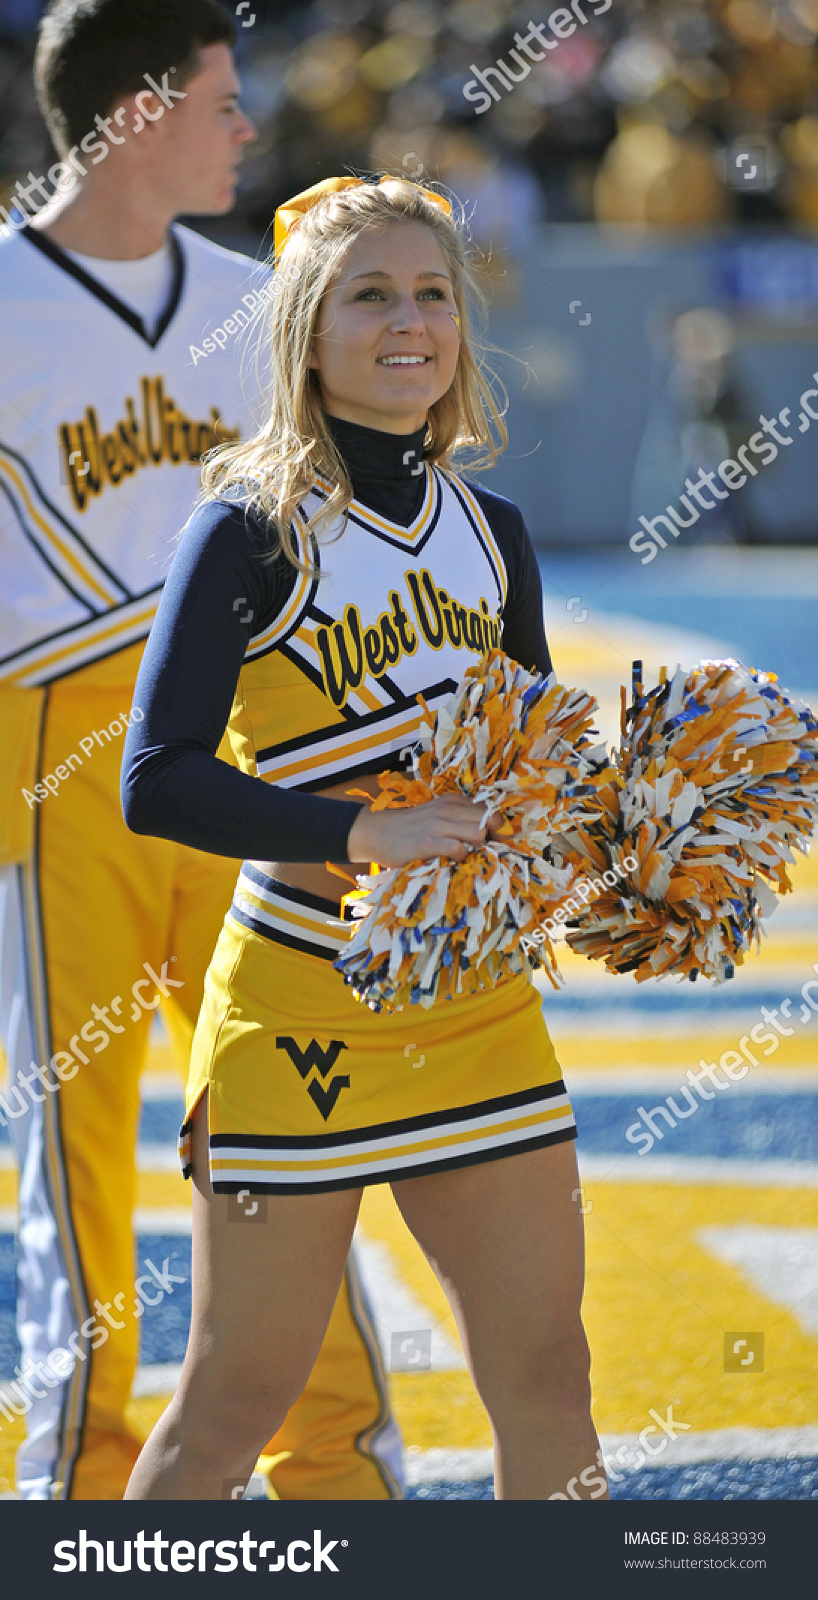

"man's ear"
[122, 87, 166, 139]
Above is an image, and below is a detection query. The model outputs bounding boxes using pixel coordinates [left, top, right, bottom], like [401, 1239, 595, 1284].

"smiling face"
[307, 220, 462, 435]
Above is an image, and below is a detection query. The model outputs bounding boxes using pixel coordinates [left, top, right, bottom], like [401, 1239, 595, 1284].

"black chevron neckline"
[20, 222, 185, 349]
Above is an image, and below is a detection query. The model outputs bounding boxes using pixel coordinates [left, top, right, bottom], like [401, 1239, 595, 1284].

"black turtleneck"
[325, 414, 429, 527]
[123, 420, 553, 863]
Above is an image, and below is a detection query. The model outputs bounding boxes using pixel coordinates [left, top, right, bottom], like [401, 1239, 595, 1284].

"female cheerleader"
[121, 176, 606, 1502]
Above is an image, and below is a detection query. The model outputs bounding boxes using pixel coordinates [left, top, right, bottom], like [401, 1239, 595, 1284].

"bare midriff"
[247, 772, 381, 906]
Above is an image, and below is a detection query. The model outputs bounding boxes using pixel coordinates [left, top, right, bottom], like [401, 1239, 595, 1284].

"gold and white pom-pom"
[334, 650, 613, 1011]
[563, 659, 818, 983]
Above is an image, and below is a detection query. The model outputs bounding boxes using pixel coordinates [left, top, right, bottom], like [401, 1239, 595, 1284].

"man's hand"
[347, 794, 490, 868]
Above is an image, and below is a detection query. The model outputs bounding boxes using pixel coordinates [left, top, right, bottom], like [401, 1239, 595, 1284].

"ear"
[119, 87, 165, 140]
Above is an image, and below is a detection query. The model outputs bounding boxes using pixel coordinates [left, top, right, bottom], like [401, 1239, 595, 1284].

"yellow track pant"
[0, 666, 402, 1500]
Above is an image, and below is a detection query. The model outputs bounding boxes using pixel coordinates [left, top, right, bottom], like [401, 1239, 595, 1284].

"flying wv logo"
[276, 1037, 350, 1121]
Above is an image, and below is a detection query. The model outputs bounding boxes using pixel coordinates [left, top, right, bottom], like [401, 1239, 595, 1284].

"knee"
[534, 1326, 592, 1414]
[476, 1324, 592, 1420]
[178, 1369, 296, 1470]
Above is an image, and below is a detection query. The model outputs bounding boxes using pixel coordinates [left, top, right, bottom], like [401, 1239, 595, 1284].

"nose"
[389, 293, 426, 335]
[236, 110, 256, 145]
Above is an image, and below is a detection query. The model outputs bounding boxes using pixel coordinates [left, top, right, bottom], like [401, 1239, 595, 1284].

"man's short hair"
[35, 0, 237, 153]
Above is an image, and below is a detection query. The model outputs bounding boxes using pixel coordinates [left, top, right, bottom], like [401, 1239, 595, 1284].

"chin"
[182, 187, 235, 216]
[210, 187, 236, 214]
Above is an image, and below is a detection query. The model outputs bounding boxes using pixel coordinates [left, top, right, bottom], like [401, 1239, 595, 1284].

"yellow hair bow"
[273, 175, 452, 262]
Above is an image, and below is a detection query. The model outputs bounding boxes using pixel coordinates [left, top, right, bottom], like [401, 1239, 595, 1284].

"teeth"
[378, 355, 429, 365]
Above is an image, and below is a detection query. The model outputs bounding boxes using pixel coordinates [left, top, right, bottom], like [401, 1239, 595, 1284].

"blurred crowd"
[2, 0, 818, 253]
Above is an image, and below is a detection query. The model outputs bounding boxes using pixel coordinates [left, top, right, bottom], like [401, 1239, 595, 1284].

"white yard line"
[403, 1425, 818, 1485]
[699, 1225, 818, 1336]
[567, 1067, 818, 1093]
[577, 1154, 818, 1186]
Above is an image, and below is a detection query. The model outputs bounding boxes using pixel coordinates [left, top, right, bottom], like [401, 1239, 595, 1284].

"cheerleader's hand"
[347, 793, 491, 867]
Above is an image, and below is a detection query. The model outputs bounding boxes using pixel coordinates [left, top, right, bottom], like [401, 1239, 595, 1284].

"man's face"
[142, 42, 255, 215]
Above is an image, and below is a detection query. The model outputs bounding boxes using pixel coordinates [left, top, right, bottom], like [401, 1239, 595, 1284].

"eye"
[418, 287, 447, 300]
[354, 287, 386, 301]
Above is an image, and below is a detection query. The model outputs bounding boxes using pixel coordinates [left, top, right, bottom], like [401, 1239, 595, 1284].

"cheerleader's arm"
[121, 498, 363, 862]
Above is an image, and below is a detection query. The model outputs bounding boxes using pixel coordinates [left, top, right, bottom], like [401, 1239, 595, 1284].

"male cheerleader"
[0, 0, 402, 1501]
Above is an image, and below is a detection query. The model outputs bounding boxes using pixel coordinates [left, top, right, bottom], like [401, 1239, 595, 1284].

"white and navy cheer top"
[122, 416, 553, 862]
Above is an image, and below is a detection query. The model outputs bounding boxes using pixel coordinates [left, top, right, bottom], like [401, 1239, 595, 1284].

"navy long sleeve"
[122, 500, 364, 861]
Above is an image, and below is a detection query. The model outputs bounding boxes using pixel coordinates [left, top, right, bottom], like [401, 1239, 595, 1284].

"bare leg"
[391, 1140, 607, 1501]
[125, 1093, 362, 1499]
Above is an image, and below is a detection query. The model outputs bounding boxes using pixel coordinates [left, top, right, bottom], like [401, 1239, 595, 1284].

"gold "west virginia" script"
[315, 568, 501, 708]
[59, 376, 240, 511]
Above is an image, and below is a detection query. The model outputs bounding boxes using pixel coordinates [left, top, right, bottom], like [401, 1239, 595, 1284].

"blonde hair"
[200, 177, 507, 572]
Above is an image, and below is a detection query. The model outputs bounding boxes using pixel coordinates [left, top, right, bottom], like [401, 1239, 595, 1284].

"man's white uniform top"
[0, 221, 268, 690]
